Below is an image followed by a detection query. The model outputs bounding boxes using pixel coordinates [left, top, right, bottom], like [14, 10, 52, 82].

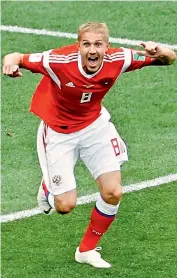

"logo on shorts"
[52, 175, 62, 186]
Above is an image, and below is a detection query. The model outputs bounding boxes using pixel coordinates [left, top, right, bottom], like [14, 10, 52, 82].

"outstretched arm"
[3, 53, 24, 77]
[3, 51, 53, 77]
[136, 41, 176, 65]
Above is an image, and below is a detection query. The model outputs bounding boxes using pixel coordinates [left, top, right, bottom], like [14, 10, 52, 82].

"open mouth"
[88, 57, 99, 67]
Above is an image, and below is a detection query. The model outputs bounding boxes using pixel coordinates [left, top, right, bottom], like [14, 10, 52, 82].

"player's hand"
[136, 41, 163, 58]
[3, 64, 23, 77]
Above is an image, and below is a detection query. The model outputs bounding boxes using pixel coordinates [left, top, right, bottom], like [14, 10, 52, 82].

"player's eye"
[83, 42, 90, 47]
[95, 42, 102, 47]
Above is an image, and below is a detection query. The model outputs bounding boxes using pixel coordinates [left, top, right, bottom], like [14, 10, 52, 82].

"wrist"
[3, 53, 23, 67]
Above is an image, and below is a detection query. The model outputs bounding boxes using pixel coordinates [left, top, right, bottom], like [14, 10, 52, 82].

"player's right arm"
[3, 51, 51, 78]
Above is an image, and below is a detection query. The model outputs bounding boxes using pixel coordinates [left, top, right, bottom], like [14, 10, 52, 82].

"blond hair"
[77, 22, 109, 43]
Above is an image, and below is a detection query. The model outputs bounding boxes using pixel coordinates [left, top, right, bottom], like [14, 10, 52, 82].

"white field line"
[1, 25, 177, 50]
[1, 173, 177, 223]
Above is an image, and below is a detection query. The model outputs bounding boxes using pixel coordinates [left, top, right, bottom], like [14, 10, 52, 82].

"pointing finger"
[140, 42, 146, 48]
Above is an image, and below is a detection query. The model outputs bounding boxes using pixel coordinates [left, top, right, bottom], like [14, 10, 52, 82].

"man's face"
[78, 31, 109, 74]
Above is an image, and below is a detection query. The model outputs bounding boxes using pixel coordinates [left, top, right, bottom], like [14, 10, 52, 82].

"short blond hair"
[77, 22, 109, 43]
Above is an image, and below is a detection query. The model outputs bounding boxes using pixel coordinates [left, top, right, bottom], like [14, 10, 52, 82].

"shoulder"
[104, 47, 126, 62]
[51, 44, 79, 55]
[48, 44, 79, 64]
[106, 47, 124, 55]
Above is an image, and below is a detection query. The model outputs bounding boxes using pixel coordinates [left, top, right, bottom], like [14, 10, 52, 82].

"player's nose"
[89, 44, 96, 54]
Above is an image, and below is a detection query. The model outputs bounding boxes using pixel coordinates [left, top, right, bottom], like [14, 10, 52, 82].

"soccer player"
[3, 22, 176, 268]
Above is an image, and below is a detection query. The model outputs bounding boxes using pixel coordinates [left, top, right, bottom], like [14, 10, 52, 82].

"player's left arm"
[136, 41, 176, 65]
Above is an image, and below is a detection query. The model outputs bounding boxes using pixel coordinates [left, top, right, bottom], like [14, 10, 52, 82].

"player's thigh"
[80, 121, 128, 180]
[37, 122, 79, 196]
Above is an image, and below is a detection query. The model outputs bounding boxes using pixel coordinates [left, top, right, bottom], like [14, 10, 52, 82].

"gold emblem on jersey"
[83, 84, 94, 88]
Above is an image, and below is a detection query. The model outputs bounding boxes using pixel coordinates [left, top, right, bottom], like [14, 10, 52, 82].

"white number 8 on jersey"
[80, 92, 92, 103]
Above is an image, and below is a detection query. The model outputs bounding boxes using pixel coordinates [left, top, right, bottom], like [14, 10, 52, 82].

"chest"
[57, 62, 123, 99]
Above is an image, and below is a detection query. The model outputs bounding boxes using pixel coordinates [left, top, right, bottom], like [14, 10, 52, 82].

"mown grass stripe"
[1, 25, 177, 50]
[1, 173, 177, 223]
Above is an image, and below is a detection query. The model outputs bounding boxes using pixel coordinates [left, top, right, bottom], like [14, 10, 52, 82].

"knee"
[109, 186, 122, 202]
[54, 198, 76, 214]
[102, 184, 122, 205]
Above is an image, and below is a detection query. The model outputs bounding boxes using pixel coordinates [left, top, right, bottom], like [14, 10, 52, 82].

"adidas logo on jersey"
[65, 82, 75, 87]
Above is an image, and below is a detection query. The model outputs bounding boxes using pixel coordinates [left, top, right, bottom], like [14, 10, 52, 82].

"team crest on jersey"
[52, 175, 62, 186]
[100, 78, 113, 86]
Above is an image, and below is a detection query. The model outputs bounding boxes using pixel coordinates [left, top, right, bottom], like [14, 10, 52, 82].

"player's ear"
[106, 42, 110, 50]
[76, 40, 80, 49]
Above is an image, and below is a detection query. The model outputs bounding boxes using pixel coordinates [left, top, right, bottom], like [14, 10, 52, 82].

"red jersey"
[22, 44, 154, 134]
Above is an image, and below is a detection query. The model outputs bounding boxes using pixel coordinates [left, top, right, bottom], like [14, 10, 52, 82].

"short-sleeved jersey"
[22, 44, 154, 134]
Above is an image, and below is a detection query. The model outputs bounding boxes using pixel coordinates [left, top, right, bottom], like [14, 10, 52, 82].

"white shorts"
[37, 108, 128, 195]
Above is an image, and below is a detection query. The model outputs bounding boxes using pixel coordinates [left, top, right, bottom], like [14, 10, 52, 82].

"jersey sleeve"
[122, 48, 155, 73]
[22, 51, 51, 76]
[22, 50, 62, 88]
